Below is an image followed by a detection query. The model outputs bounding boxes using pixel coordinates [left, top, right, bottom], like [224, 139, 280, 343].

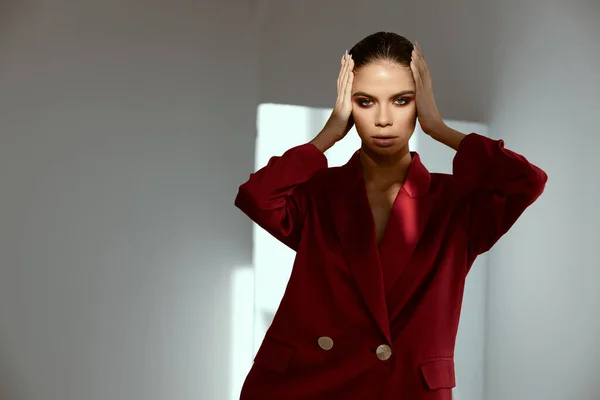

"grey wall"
[485, 1, 600, 399]
[0, 1, 258, 399]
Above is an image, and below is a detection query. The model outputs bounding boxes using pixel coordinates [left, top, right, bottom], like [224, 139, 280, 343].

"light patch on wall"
[229, 266, 254, 400]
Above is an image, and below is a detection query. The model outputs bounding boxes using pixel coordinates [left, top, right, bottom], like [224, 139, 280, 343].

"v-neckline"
[365, 183, 404, 253]
[360, 155, 414, 253]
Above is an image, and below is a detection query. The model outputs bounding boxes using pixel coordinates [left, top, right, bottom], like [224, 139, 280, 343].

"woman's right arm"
[234, 143, 327, 250]
[235, 50, 356, 250]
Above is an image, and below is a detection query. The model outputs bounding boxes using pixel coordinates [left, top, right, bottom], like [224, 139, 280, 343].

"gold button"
[376, 344, 392, 361]
[318, 336, 334, 351]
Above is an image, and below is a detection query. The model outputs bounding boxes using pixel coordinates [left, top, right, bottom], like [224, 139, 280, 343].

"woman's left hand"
[411, 42, 446, 136]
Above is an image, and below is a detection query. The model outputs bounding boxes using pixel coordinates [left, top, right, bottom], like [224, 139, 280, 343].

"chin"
[363, 141, 407, 157]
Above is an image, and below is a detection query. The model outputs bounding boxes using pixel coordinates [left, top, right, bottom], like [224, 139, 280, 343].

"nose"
[375, 105, 393, 127]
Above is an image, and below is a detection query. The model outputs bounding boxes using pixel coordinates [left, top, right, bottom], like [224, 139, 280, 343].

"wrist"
[428, 124, 467, 151]
[423, 121, 448, 138]
[310, 132, 337, 153]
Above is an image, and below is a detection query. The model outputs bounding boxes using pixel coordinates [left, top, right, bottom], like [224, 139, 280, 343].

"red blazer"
[235, 133, 547, 400]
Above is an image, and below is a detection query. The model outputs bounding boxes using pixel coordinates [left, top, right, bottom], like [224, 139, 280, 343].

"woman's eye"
[358, 98, 410, 107]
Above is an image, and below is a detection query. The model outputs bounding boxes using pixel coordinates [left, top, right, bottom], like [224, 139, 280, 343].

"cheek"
[398, 104, 417, 124]
[351, 106, 368, 125]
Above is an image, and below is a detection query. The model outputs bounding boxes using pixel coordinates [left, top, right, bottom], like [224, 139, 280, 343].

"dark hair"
[349, 32, 414, 70]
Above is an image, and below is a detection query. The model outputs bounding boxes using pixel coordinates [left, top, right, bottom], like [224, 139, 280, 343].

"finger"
[339, 53, 350, 94]
[414, 48, 422, 63]
[337, 54, 346, 91]
[412, 50, 421, 70]
[415, 43, 426, 62]
[338, 52, 349, 84]
[417, 55, 430, 81]
[347, 59, 354, 95]
[412, 50, 426, 77]
[344, 52, 352, 74]
[414, 70, 422, 89]
[411, 60, 422, 89]
[343, 54, 353, 86]
[342, 58, 354, 102]
[416, 42, 428, 65]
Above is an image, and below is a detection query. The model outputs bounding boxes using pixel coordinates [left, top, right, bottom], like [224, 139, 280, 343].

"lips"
[371, 135, 397, 147]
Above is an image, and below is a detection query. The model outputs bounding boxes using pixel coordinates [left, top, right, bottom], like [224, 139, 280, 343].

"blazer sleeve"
[453, 133, 548, 258]
[234, 143, 328, 250]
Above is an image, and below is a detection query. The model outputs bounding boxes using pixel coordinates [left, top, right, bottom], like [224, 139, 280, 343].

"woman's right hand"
[311, 51, 355, 152]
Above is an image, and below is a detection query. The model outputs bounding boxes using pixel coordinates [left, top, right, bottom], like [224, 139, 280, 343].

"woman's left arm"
[411, 42, 548, 257]
[429, 124, 548, 257]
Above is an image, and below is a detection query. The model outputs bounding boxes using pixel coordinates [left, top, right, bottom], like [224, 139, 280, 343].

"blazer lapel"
[327, 152, 391, 343]
[381, 153, 434, 293]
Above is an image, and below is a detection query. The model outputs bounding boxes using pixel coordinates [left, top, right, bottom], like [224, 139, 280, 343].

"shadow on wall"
[0, 0, 25, 69]
[0, 0, 23, 34]
[0, 343, 29, 400]
[0, 3, 33, 399]
[260, 309, 275, 329]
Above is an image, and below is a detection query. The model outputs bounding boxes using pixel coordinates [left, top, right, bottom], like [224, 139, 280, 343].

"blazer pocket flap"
[254, 337, 294, 375]
[419, 358, 456, 390]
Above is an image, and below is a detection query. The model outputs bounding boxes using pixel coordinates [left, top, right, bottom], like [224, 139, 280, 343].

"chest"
[366, 186, 402, 245]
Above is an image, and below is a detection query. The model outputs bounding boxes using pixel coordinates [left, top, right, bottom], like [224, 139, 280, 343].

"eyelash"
[356, 98, 412, 107]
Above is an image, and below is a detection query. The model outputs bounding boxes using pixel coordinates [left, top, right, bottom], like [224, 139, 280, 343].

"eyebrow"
[352, 90, 415, 98]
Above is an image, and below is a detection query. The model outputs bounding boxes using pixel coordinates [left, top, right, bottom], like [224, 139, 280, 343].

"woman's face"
[351, 60, 416, 155]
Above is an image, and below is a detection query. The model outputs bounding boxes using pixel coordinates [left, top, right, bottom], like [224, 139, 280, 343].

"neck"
[359, 144, 413, 190]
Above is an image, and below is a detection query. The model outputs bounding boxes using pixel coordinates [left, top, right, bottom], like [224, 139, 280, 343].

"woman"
[235, 32, 547, 400]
